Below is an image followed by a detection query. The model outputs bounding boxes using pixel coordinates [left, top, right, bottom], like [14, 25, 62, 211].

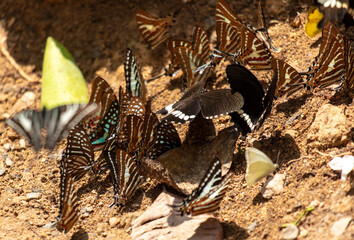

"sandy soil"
[0, 0, 353, 239]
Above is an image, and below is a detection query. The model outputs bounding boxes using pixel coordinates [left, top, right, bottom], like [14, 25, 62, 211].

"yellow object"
[245, 147, 278, 186]
[305, 6, 324, 37]
[41, 37, 89, 110]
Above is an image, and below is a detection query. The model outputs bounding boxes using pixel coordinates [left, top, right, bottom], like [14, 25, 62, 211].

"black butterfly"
[6, 103, 98, 151]
[157, 80, 244, 124]
[226, 64, 277, 135]
[173, 158, 233, 216]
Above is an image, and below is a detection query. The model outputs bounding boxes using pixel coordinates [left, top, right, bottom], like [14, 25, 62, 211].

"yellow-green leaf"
[41, 37, 88, 110]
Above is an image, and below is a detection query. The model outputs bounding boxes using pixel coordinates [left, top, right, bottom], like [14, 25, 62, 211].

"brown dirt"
[0, 0, 353, 239]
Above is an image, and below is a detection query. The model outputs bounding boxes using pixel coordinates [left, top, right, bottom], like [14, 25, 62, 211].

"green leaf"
[41, 37, 89, 110]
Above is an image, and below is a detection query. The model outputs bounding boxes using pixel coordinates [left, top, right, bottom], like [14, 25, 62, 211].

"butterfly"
[56, 175, 79, 233]
[136, 9, 174, 49]
[343, 36, 354, 89]
[256, 0, 278, 51]
[125, 48, 147, 102]
[104, 148, 145, 207]
[226, 64, 277, 135]
[83, 77, 117, 129]
[6, 103, 98, 151]
[168, 26, 212, 88]
[173, 158, 233, 216]
[270, 58, 305, 97]
[61, 125, 95, 181]
[215, 0, 273, 69]
[245, 147, 277, 186]
[305, 22, 345, 89]
[157, 80, 244, 124]
[147, 119, 181, 160]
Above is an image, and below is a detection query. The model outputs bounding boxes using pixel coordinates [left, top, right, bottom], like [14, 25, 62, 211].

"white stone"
[261, 173, 285, 199]
[26, 192, 42, 200]
[282, 224, 299, 240]
[19, 139, 26, 149]
[330, 216, 352, 236]
[109, 217, 119, 227]
[5, 157, 13, 167]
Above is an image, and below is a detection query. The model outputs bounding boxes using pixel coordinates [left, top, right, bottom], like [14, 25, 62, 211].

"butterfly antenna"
[146, 70, 168, 83]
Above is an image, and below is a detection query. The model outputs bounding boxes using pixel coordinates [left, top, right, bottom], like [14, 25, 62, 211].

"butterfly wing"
[56, 175, 79, 233]
[199, 89, 244, 119]
[136, 9, 172, 49]
[63, 125, 95, 181]
[245, 147, 276, 186]
[270, 58, 305, 97]
[147, 120, 181, 159]
[44, 103, 99, 150]
[343, 36, 354, 89]
[192, 26, 210, 62]
[175, 158, 232, 216]
[125, 48, 147, 102]
[6, 110, 43, 151]
[216, 22, 241, 55]
[104, 149, 144, 206]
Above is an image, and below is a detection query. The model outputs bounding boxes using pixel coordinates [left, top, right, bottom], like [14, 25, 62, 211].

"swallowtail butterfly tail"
[6, 103, 98, 151]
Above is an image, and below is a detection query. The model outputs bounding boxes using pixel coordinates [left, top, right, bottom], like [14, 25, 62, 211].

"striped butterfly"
[83, 77, 117, 129]
[173, 158, 233, 216]
[305, 22, 345, 89]
[216, 21, 240, 56]
[104, 148, 145, 207]
[173, 46, 213, 89]
[157, 80, 244, 124]
[343, 36, 354, 89]
[6, 103, 98, 151]
[270, 58, 305, 97]
[84, 77, 120, 151]
[56, 175, 79, 233]
[62, 125, 95, 181]
[136, 9, 174, 49]
[215, 0, 273, 69]
[125, 48, 147, 102]
[147, 119, 181, 160]
[256, 0, 278, 51]
[227, 64, 277, 135]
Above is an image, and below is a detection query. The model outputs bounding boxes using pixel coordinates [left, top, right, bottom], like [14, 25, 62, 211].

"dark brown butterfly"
[227, 64, 277, 135]
[157, 80, 244, 124]
[173, 158, 233, 216]
[104, 148, 145, 206]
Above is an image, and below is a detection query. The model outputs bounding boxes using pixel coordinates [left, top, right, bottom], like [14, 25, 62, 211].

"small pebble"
[41, 158, 47, 163]
[19, 139, 26, 148]
[261, 173, 285, 199]
[109, 217, 119, 227]
[0, 167, 6, 176]
[2, 113, 10, 119]
[5, 157, 13, 167]
[3, 143, 11, 151]
[282, 224, 299, 240]
[26, 192, 42, 200]
[330, 216, 352, 236]
[247, 221, 257, 232]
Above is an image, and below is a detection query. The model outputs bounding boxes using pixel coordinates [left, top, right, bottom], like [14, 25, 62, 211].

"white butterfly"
[245, 147, 278, 186]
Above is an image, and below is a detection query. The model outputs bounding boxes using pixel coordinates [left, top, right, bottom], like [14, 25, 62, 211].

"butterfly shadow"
[275, 92, 312, 116]
[71, 228, 88, 240]
[221, 221, 249, 240]
[309, 37, 322, 49]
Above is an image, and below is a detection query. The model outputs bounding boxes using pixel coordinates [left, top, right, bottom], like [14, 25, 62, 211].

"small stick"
[0, 23, 39, 83]
[27, 222, 46, 240]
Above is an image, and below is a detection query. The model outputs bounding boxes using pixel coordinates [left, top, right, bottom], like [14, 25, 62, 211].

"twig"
[0, 22, 39, 83]
[314, 150, 352, 158]
[27, 222, 46, 240]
